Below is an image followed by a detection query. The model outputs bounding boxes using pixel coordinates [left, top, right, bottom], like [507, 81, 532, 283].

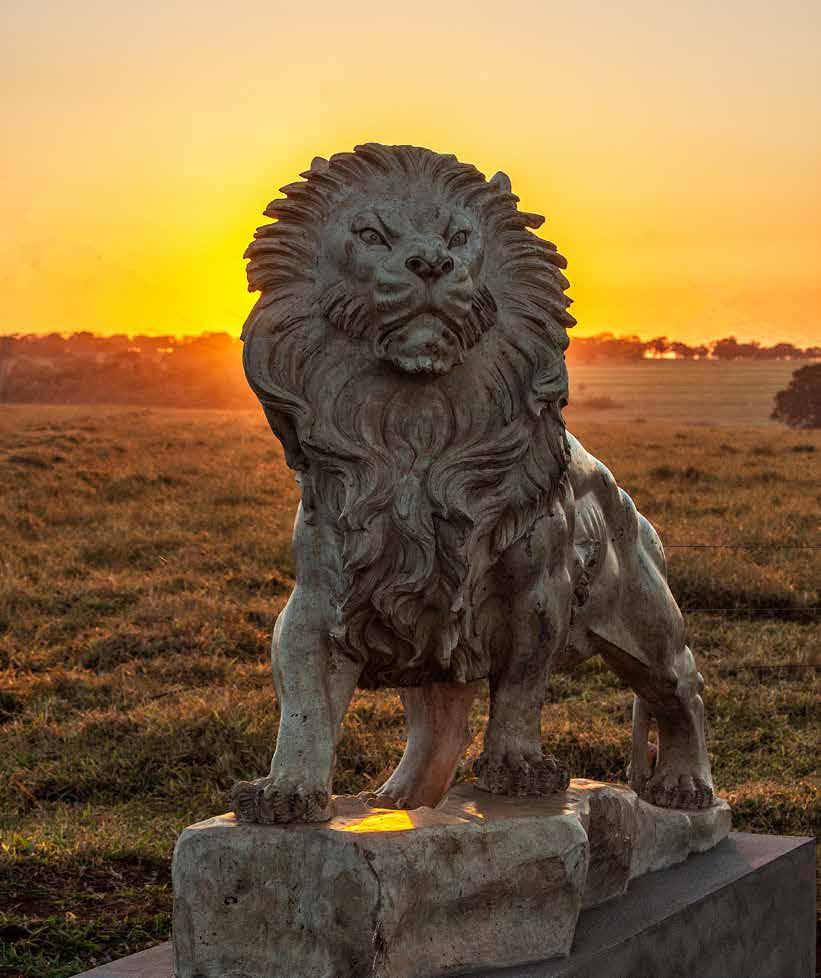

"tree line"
[0, 332, 252, 408]
[565, 333, 820, 363]
[0, 330, 818, 409]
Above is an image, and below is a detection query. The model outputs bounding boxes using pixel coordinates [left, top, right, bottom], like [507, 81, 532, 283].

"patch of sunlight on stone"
[334, 809, 418, 833]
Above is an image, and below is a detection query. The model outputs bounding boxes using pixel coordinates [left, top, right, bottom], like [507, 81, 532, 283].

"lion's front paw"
[474, 742, 569, 798]
[231, 776, 332, 824]
[640, 766, 713, 811]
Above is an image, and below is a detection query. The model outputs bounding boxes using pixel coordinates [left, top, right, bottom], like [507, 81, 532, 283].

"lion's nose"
[405, 255, 454, 280]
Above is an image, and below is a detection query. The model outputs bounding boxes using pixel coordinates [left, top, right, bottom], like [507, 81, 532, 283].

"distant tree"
[32, 332, 68, 356]
[765, 342, 801, 359]
[712, 336, 763, 359]
[566, 333, 646, 364]
[711, 337, 815, 360]
[711, 336, 739, 359]
[65, 331, 101, 354]
[670, 341, 709, 359]
[0, 335, 15, 399]
[772, 364, 821, 428]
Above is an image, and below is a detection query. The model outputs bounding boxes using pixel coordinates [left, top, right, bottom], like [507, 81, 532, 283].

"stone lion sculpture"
[232, 143, 714, 825]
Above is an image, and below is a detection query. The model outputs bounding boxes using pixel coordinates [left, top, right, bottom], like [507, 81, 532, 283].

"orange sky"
[1, 1, 819, 345]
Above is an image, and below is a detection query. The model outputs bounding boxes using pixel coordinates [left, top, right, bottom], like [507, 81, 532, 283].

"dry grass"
[569, 359, 810, 425]
[0, 404, 818, 977]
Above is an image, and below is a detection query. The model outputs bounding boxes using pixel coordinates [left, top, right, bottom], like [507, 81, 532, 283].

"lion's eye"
[448, 230, 469, 248]
[359, 227, 388, 247]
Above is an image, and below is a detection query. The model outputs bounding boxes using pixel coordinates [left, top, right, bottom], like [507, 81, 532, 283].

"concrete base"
[72, 833, 815, 978]
[465, 831, 816, 978]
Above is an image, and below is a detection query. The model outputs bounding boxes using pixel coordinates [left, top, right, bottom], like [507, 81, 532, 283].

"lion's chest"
[300, 350, 565, 687]
[319, 456, 518, 689]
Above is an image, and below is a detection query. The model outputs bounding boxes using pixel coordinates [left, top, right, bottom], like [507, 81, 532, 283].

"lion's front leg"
[232, 506, 361, 824]
[476, 508, 574, 797]
[232, 586, 361, 824]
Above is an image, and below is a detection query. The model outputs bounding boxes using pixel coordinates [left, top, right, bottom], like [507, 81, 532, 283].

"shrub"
[771, 363, 821, 428]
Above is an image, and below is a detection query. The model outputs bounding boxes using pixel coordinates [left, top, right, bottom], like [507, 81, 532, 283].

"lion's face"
[319, 194, 492, 375]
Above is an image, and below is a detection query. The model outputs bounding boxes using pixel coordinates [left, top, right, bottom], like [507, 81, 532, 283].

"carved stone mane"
[242, 144, 576, 687]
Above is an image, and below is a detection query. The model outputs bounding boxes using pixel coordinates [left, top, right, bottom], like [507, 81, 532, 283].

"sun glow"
[2, 1, 819, 346]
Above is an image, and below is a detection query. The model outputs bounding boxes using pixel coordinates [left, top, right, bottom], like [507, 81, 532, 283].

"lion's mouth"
[375, 312, 464, 376]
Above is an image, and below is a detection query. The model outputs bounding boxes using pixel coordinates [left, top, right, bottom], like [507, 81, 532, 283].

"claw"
[475, 748, 568, 797]
[231, 780, 260, 823]
[231, 778, 331, 824]
[693, 776, 714, 809]
[673, 775, 696, 809]
[642, 767, 714, 811]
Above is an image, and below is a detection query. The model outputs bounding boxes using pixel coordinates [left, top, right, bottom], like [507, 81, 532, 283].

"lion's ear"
[489, 171, 512, 194]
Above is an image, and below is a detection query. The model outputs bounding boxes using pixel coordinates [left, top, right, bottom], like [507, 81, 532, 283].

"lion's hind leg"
[366, 681, 480, 810]
[595, 631, 713, 810]
[630, 648, 712, 810]
[589, 504, 714, 810]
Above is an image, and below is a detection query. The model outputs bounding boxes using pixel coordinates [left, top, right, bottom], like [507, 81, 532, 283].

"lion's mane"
[242, 144, 576, 687]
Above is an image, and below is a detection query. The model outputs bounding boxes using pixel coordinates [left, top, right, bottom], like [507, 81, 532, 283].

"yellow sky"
[1, 1, 819, 345]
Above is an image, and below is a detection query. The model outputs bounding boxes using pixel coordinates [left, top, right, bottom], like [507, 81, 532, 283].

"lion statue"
[232, 143, 714, 824]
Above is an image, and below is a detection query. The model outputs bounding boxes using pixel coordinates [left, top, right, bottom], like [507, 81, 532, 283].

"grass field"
[0, 399, 818, 978]
[569, 359, 812, 425]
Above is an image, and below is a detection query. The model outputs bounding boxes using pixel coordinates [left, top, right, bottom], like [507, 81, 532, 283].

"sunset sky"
[2, 1, 819, 345]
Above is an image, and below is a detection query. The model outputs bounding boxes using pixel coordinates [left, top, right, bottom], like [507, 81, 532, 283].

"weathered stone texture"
[629, 789, 731, 880]
[172, 780, 730, 978]
[71, 833, 817, 978]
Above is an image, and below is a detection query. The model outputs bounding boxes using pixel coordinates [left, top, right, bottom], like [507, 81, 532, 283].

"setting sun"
[2, 1, 819, 346]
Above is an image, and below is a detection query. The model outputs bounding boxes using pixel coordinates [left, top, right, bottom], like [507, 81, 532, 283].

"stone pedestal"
[171, 780, 730, 978]
[72, 832, 815, 978]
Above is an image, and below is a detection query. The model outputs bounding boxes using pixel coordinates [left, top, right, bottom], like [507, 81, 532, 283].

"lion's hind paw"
[641, 770, 713, 810]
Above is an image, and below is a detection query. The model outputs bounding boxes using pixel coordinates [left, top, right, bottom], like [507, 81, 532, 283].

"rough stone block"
[172, 794, 589, 978]
[574, 782, 637, 908]
[630, 790, 732, 879]
[172, 780, 731, 978]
